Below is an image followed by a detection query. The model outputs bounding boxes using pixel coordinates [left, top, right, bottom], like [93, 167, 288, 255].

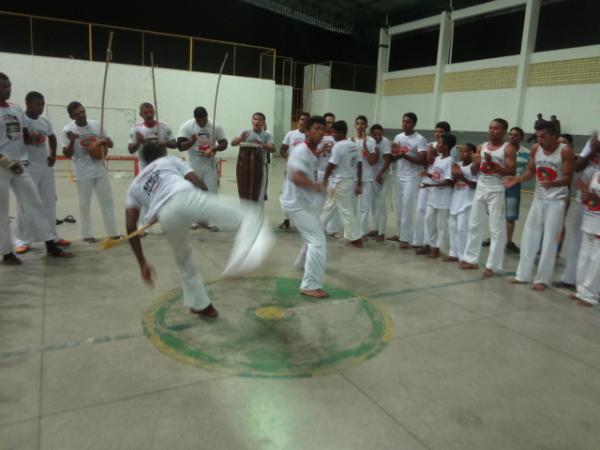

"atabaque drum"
[237, 143, 264, 201]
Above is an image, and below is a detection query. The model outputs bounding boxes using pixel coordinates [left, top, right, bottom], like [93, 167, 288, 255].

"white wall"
[380, 93, 435, 130]
[273, 85, 292, 146]
[309, 89, 376, 127]
[441, 89, 519, 131]
[0, 52, 276, 156]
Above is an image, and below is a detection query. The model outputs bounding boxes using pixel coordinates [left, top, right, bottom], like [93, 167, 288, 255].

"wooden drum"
[236, 143, 264, 201]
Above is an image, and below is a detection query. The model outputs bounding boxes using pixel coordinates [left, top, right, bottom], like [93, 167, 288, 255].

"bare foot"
[349, 239, 363, 248]
[300, 288, 330, 299]
[483, 268, 494, 277]
[532, 283, 545, 291]
[509, 277, 526, 284]
[386, 235, 399, 241]
[576, 299, 593, 307]
[415, 246, 430, 255]
[443, 256, 459, 262]
[375, 234, 385, 242]
[399, 241, 411, 249]
[459, 261, 479, 270]
[427, 248, 440, 259]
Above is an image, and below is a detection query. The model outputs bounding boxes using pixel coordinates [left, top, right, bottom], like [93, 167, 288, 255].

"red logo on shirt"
[536, 166, 557, 182]
[480, 161, 497, 174]
[431, 170, 442, 180]
[79, 136, 97, 148]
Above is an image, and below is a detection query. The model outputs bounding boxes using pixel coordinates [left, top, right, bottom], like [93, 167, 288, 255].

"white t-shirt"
[329, 139, 360, 181]
[582, 170, 600, 236]
[0, 103, 27, 160]
[393, 132, 428, 178]
[24, 115, 53, 167]
[580, 139, 600, 171]
[178, 118, 225, 171]
[373, 137, 392, 176]
[280, 143, 318, 213]
[62, 120, 107, 180]
[450, 162, 478, 215]
[282, 130, 306, 153]
[316, 135, 335, 181]
[239, 128, 274, 163]
[427, 154, 453, 209]
[126, 156, 195, 222]
[354, 136, 377, 182]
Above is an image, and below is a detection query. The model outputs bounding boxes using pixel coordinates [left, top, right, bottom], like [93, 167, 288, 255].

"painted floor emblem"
[143, 277, 393, 378]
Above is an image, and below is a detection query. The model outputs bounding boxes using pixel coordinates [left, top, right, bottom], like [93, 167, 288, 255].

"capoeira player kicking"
[280, 116, 329, 299]
[504, 120, 574, 290]
[125, 142, 272, 318]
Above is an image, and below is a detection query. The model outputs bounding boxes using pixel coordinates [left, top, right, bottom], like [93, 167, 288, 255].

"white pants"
[359, 180, 377, 235]
[394, 176, 419, 242]
[0, 167, 53, 255]
[463, 188, 507, 271]
[158, 189, 270, 309]
[449, 207, 471, 261]
[16, 165, 59, 245]
[576, 231, 600, 305]
[515, 197, 566, 284]
[321, 178, 362, 242]
[413, 187, 430, 246]
[373, 175, 391, 235]
[287, 208, 327, 290]
[192, 164, 218, 194]
[425, 206, 448, 249]
[560, 201, 583, 285]
[76, 173, 118, 239]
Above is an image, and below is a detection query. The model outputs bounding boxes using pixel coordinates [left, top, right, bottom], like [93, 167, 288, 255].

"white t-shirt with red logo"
[62, 120, 107, 180]
[316, 135, 335, 181]
[427, 154, 453, 209]
[450, 162, 478, 215]
[283, 129, 306, 156]
[329, 138, 360, 182]
[177, 118, 225, 171]
[24, 115, 53, 168]
[582, 170, 600, 236]
[129, 121, 175, 168]
[280, 143, 318, 213]
[353, 136, 377, 182]
[0, 102, 27, 160]
[392, 132, 428, 178]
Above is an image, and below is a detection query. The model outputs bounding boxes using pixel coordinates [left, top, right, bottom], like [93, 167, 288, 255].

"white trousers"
[449, 207, 471, 261]
[16, 165, 59, 245]
[576, 231, 600, 305]
[425, 206, 448, 249]
[76, 173, 117, 239]
[320, 178, 362, 242]
[463, 188, 507, 271]
[192, 164, 218, 194]
[158, 189, 270, 309]
[515, 197, 566, 284]
[287, 208, 327, 290]
[560, 202, 584, 285]
[394, 176, 419, 242]
[413, 187, 430, 246]
[373, 175, 391, 235]
[359, 180, 377, 235]
[0, 167, 53, 255]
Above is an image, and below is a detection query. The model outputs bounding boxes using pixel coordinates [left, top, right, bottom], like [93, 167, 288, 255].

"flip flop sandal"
[64, 215, 76, 223]
[56, 219, 64, 225]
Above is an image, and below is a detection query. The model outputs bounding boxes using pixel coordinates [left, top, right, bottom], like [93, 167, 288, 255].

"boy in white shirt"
[420, 133, 455, 258]
[372, 124, 392, 241]
[445, 143, 478, 263]
[62, 101, 119, 242]
[321, 121, 364, 248]
[126, 142, 272, 318]
[353, 115, 378, 239]
[128, 102, 177, 168]
[280, 116, 329, 298]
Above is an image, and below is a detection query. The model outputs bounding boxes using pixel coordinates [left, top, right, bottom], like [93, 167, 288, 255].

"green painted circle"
[143, 277, 393, 378]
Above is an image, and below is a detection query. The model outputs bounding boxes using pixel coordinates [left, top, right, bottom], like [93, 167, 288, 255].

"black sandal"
[63, 215, 76, 223]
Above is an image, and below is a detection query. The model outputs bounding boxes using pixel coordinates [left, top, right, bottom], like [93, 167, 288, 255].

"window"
[388, 27, 439, 71]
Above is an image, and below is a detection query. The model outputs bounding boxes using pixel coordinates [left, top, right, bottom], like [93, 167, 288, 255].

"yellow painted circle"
[255, 306, 288, 321]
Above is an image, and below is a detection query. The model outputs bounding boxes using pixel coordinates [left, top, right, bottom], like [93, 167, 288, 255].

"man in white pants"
[384, 112, 428, 248]
[15, 91, 70, 253]
[505, 120, 574, 290]
[460, 118, 517, 277]
[321, 121, 364, 248]
[280, 116, 329, 298]
[372, 124, 392, 241]
[62, 101, 118, 242]
[414, 121, 451, 254]
[353, 115, 377, 238]
[556, 136, 600, 289]
[574, 166, 600, 307]
[126, 142, 272, 318]
[128, 102, 177, 168]
[1, 73, 72, 264]
[313, 120, 335, 214]
[231, 112, 275, 205]
[278, 112, 310, 230]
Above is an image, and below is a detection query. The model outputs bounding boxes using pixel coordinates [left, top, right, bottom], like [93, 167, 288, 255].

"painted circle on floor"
[143, 276, 393, 378]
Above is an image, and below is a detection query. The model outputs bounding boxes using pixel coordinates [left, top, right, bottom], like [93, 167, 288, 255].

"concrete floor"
[1, 157, 600, 450]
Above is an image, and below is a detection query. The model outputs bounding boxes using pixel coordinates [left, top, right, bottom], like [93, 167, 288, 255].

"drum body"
[237, 144, 264, 201]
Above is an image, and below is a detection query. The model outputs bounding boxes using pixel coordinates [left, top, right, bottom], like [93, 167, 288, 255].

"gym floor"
[2, 157, 599, 450]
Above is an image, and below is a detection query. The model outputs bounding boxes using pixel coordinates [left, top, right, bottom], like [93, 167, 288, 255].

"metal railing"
[0, 10, 277, 80]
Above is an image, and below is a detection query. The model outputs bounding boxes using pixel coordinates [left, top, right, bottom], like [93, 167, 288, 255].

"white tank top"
[582, 171, 600, 236]
[478, 142, 507, 191]
[534, 143, 568, 200]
